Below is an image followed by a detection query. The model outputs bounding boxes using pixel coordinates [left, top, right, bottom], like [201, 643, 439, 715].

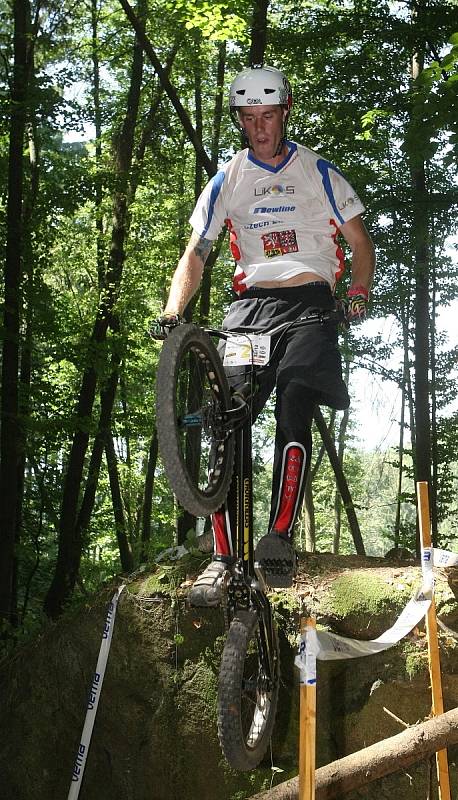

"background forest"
[1, 0, 457, 641]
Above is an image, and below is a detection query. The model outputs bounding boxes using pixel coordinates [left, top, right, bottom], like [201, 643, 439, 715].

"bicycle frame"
[154, 304, 347, 769]
[207, 304, 347, 612]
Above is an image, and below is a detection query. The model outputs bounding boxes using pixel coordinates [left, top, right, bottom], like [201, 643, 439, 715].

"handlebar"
[150, 301, 349, 342]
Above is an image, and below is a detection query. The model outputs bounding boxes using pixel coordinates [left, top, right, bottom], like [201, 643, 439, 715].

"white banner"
[433, 547, 458, 567]
[68, 585, 125, 800]
[294, 546, 450, 669]
[298, 624, 318, 685]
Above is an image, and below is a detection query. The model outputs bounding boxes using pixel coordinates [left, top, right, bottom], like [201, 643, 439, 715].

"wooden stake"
[299, 618, 316, 800]
[416, 481, 451, 800]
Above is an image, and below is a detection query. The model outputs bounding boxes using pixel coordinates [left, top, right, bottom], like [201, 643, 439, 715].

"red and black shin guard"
[270, 442, 307, 538]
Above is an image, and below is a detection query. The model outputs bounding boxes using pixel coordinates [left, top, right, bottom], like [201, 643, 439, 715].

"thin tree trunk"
[301, 410, 336, 552]
[194, 39, 203, 203]
[105, 435, 134, 572]
[314, 407, 365, 556]
[74, 362, 120, 547]
[211, 41, 226, 172]
[302, 474, 315, 552]
[140, 428, 158, 562]
[44, 6, 145, 618]
[20, 474, 44, 625]
[429, 218, 438, 542]
[119, 376, 134, 538]
[410, 29, 432, 555]
[0, 0, 31, 625]
[13, 105, 40, 626]
[249, 0, 269, 65]
[394, 367, 407, 546]
[333, 361, 350, 554]
[91, 0, 106, 287]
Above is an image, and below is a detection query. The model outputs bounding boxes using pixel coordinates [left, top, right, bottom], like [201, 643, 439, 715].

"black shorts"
[221, 282, 350, 411]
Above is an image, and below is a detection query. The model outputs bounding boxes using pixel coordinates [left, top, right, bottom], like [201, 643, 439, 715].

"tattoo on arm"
[191, 233, 213, 264]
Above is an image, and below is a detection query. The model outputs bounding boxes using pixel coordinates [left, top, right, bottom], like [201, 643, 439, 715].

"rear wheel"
[217, 609, 280, 771]
[156, 324, 234, 517]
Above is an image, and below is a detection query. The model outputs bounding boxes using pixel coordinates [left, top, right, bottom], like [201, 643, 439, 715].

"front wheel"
[156, 324, 234, 517]
[217, 609, 280, 771]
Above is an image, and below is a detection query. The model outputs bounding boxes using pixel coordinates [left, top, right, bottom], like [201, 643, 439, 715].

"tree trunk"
[0, 0, 31, 625]
[248, 707, 458, 800]
[211, 41, 226, 172]
[313, 407, 365, 556]
[74, 362, 120, 548]
[90, 0, 106, 287]
[105, 435, 134, 572]
[140, 428, 158, 562]
[13, 99, 40, 626]
[410, 25, 432, 554]
[301, 473, 315, 552]
[119, 376, 134, 538]
[44, 7, 144, 618]
[249, 0, 269, 65]
[301, 410, 336, 552]
[394, 365, 407, 547]
[429, 219, 438, 541]
[412, 157, 431, 487]
[333, 361, 350, 554]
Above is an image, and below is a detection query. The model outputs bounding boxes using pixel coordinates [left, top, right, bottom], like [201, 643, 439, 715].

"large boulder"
[0, 552, 457, 800]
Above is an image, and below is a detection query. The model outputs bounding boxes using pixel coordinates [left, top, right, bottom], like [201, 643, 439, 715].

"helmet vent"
[264, 88, 275, 94]
[236, 89, 246, 95]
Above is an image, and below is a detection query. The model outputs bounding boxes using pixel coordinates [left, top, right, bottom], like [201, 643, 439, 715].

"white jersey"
[189, 140, 365, 294]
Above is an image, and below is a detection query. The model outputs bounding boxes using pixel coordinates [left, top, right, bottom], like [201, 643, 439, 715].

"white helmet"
[229, 65, 293, 111]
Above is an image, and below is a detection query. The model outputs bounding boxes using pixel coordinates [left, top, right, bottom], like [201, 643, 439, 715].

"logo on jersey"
[338, 194, 360, 211]
[254, 184, 295, 197]
[250, 204, 296, 215]
[243, 220, 274, 230]
[262, 230, 298, 258]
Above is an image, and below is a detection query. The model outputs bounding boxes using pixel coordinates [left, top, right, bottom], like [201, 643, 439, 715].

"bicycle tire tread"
[217, 611, 279, 771]
[156, 325, 234, 516]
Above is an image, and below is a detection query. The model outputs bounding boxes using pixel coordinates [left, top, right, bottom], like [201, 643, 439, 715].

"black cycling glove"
[150, 313, 184, 339]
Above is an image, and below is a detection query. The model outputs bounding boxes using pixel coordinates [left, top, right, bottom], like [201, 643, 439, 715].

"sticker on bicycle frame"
[223, 334, 271, 367]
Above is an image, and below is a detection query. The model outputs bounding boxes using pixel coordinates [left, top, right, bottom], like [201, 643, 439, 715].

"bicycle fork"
[232, 419, 277, 684]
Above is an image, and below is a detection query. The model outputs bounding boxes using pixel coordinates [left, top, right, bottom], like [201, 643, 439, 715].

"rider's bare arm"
[340, 215, 376, 292]
[164, 232, 213, 316]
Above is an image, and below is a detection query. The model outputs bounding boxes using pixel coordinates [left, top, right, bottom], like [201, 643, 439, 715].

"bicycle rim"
[217, 609, 280, 771]
[156, 325, 234, 517]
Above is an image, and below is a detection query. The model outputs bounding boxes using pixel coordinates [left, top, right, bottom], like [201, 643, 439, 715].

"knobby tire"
[217, 609, 280, 771]
[156, 324, 234, 517]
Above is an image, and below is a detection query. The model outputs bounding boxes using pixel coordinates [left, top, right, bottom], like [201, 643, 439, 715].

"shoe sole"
[255, 535, 295, 588]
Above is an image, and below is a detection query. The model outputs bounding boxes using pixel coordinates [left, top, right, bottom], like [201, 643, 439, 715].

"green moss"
[131, 552, 211, 599]
[403, 640, 429, 679]
[324, 572, 411, 618]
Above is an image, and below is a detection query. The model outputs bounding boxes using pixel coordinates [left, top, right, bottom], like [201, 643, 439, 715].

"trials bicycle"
[154, 304, 346, 771]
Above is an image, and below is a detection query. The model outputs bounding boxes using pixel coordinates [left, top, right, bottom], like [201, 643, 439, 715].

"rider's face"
[238, 105, 286, 161]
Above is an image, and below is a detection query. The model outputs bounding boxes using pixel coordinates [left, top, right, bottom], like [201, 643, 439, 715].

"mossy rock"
[319, 569, 414, 638]
[1, 554, 457, 800]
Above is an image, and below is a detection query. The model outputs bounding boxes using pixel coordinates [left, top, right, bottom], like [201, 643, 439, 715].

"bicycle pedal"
[255, 534, 295, 589]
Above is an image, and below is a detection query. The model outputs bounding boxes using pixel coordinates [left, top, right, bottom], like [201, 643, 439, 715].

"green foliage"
[167, 0, 249, 41]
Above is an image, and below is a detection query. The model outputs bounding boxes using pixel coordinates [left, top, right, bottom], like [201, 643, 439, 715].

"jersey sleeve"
[189, 169, 227, 241]
[315, 158, 365, 227]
